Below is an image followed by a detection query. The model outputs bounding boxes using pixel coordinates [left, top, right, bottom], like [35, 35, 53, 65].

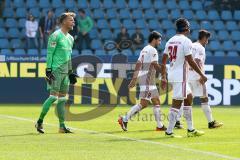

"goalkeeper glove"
[68, 70, 78, 85]
[45, 68, 55, 85]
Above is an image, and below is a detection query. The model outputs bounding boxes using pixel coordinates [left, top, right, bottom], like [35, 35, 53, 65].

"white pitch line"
[0, 114, 239, 160]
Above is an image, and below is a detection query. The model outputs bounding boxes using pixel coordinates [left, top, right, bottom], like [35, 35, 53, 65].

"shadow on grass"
[0, 132, 60, 138]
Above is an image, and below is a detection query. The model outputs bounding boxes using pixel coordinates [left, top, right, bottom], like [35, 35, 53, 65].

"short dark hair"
[198, 30, 211, 40]
[78, 9, 85, 14]
[59, 12, 75, 24]
[175, 18, 190, 32]
[148, 31, 162, 43]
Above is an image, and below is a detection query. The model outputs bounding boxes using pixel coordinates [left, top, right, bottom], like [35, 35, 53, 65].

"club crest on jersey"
[153, 54, 156, 57]
[50, 42, 56, 47]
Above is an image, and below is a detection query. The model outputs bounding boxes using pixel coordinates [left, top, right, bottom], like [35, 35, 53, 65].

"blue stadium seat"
[110, 19, 121, 29]
[40, 49, 47, 56]
[132, 9, 143, 20]
[77, 0, 88, 8]
[95, 49, 106, 55]
[0, 28, 7, 38]
[18, 19, 26, 28]
[113, 29, 121, 38]
[190, 20, 200, 30]
[221, 10, 232, 20]
[1, 49, 12, 55]
[201, 21, 212, 30]
[3, 8, 15, 18]
[226, 21, 238, 31]
[123, 19, 135, 29]
[196, 10, 207, 20]
[136, 19, 147, 29]
[223, 41, 234, 51]
[134, 49, 141, 56]
[39, 0, 50, 8]
[161, 20, 174, 29]
[214, 51, 225, 57]
[171, 9, 181, 20]
[89, 0, 101, 9]
[154, 0, 166, 9]
[149, 19, 159, 30]
[72, 49, 79, 56]
[141, 29, 150, 39]
[91, 40, 102, 50]
[28, 49, 38, 56]
[121, 49, 132, 56]
[144, 9, 156, 20]
[89, 29, 99, 39]
[217, 30, 229, 41]
[12, 0, 24, 8]
[233, 10, 240, 21]
[8, 28, 20, 38]
[236, 41, 240, 51]
[157, 10, 168, 20]
[166, 29, 175, 39]
[0, 19, 3, 27]
[16, 8, 27, 18]
[106, 9, 118, 19]
[19, 28, 26, 39]
[81, 49, 93, 55]
[191, 30, 199, 40]
[128, 29, 135, 37]
[204, 0, 213, 8]
[4, 0, 11, 7]
[209, 41, 221, 51]
[119, 9, 131, 19]
[97, 19, 109, 29]
[206, 51, 213, 57]
[29, 8, 40, 17]
[0, 39, 10, 49]
[14, 49, 26, 55]
[101, 29, 113, 40]
[55, 8, 65, 17]
[213, 21, 225, 30]
[103, 0, 114, 9]
[93, 9, 105, 19]
[179, 0, 190, 10]
[52, 0, 63, 8]
[231, 31, 240, 41]
[26, 0, 37, 8]
[208, 10, 220, 20]
[65, 0, 75, 9]
[141, 0, 152, 9]
[227, 51, 238, 57]
[191, 1, 203, 10]
[128, 0, 139, 9]
[183, 10, 194, 20]
[166, 1, 177, 10]
[10, 39, 22, 49]
[115, 0, 126, 9]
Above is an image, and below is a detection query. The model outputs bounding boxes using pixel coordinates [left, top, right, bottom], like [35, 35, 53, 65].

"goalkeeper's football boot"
[174, 121, 184, 129]
[208, 120, 223, 129]
[187, 129, 204, 137]
[165, 132, 182, 138]
[156, 125, 167, 131]
[59, 127, 73, 133]
[35, 123, 45, 134]
[118, 117, 128, 131]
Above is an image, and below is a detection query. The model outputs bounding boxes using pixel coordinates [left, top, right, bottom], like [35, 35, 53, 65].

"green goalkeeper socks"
[38, 95, 57, 123]
[56, 97, 67, 128]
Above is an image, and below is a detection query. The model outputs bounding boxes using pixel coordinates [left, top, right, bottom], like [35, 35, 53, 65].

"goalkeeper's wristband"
[46, 68, 52, 72]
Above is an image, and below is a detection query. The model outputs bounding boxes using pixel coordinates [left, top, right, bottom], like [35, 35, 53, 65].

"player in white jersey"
[118, 31, 167, 131]
[176, 30, 223, 129]
[161, 18, 207, 137]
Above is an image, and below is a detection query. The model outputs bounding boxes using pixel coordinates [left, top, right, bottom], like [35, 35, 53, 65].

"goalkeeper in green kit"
[35, 12, 77, 134]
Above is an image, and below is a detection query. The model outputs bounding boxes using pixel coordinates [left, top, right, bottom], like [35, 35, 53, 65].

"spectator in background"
[131, 27, 144, 51]
[39, 10, 55, 49]
[77, 9, 94, 51]
[25, 14, 38, 49]
[116, 27, 130, 44]
[55, 17, 61, 30]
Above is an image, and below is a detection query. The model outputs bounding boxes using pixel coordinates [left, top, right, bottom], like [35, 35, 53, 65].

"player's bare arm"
[161, 54, 168, 90]
[185, 55, 207, 84]
[128, 60, 142, 88]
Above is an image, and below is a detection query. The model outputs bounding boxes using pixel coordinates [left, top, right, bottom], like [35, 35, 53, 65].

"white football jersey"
[188, 41, 206, 81]
[163, 34, 192, 82]
[137, 44, 158, 86]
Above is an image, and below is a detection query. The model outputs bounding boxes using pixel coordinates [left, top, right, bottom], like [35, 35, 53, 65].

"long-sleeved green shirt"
[77, 16, 94, 33]
[46, 29, 74, 73]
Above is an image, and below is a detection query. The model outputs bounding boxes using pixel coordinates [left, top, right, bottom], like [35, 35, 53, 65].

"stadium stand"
[0, 0, 239, 57]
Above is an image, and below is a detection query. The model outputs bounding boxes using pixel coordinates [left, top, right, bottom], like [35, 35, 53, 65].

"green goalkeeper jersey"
[46, 29, 74, 73]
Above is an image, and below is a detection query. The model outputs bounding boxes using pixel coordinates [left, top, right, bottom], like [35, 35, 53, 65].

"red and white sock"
[153, 105, 163, 128]
[166, 107, 179, 134]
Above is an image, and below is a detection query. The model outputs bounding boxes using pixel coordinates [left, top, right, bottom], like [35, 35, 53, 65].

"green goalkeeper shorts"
[47, 71, 70, 94]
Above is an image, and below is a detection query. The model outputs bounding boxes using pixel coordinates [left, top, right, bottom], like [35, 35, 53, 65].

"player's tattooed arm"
[151, 61, 162, 73]
[128, 60, 142, 88]
[186, 55, 207, 84]
[194, 58, 203, 70]
[161, 54, 168, 90]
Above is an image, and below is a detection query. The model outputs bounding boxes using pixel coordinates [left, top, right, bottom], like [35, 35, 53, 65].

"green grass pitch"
[0, 105, 239, 160]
